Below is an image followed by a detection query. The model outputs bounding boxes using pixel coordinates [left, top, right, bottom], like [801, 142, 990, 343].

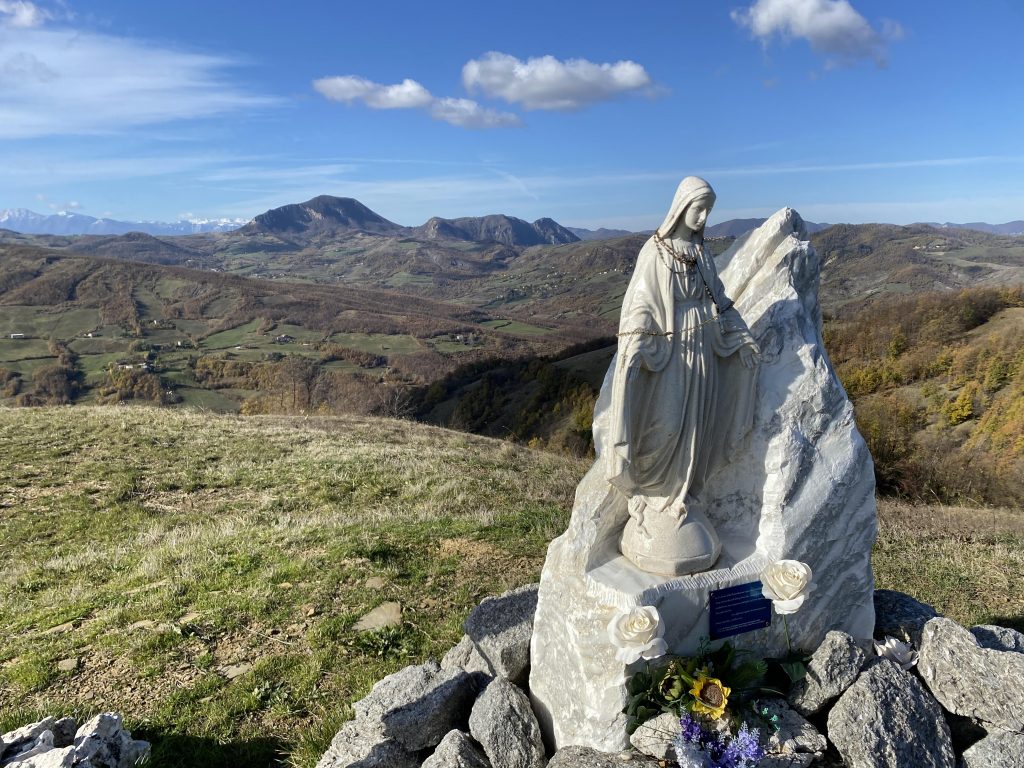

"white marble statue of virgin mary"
[604, 176, 760, 575]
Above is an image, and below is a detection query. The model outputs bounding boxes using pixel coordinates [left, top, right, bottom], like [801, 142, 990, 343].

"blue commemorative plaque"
[709, 581, 772, 640]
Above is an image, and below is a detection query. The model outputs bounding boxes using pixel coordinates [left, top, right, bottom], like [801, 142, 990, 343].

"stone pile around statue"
[316, 585, 1024, 768]
[0, 712, 149, 768]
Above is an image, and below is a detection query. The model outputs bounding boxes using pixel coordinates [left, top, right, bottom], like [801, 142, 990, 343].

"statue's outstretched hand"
[739, 343, 761, 369]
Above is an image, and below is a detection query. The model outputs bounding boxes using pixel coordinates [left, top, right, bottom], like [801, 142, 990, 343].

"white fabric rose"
[607, 605, 667, 664]
[874, 636, 918, 670]
[760, 560, 813, 615]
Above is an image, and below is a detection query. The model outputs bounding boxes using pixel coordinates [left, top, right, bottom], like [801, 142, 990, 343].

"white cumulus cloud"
[429, 98, 521, 129]
[312, 76, 433, 109]
[732, 0, 902, 67]
[313, 74, 519, 129]
[0, 0, 50, 28]
[461, 51, 654, 111]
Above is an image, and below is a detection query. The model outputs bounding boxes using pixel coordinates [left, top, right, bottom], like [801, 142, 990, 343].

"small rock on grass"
[353, 602, 402, 632]
[217, 662, 252, 680]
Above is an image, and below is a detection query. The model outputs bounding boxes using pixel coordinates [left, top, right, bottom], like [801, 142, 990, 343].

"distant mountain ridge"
[413, 214, 578, 246]
[567, 226, 636, 241]
[236, 195, 404, 238]
[918, 220, 1024, 236]
[0, 208, 245, 236]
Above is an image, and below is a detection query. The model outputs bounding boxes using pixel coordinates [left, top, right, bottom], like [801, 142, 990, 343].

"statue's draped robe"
[605, 239, 755, 517]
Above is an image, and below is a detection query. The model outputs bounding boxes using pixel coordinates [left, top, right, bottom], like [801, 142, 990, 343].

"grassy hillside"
[826, 285, 1024, 504]
[0, 407, 585, 767]
[1, 407, 1022, 767]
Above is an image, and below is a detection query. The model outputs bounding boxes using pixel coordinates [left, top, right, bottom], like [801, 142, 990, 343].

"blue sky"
[1, 0, 1022, 229]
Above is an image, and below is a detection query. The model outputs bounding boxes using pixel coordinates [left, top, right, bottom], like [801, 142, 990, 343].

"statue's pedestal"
[530, 532, 775, 753]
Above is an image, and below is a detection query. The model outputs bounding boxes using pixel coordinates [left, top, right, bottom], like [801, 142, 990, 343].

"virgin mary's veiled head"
[657, 176, 716, 238]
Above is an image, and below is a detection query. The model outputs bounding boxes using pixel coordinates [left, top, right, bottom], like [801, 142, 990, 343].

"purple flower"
[674, 715, 764, 768]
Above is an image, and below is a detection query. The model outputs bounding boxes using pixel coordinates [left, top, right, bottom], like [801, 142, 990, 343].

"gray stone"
[55, 659, 78, 674]
[441, 635, 494, 676]
[628, 712, 678, 761]
[72, 713, 150, 768]
[314, 719, 417, 768]
[469, 678, 545, 768]
[353, 602, 402, 632]
[50, 720, 76, 750]
[971, 624, 1024, 654]
[761, 756, 814, 768]
[421, 730, 491, 768]
[874, 589, 940, 646]
[4, 746, 75, 768]
[2, 730, 54, 765]
[789, 630, 865, 716]
[827, 658, 955, 768]
[762, 699, 827, 756]
[353, 661, 477, 752]
[2, 718, 57, 759]
[919, 617, 1024, 733]
[465, 584, 537, 686]
[546, 746, 659, 767]
[959, 729, 1024, 768]
[218, 662, 252, 680]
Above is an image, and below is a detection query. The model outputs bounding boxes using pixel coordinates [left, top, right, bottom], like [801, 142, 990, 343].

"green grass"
[1, 407, 1022, 766]
[0, 406, 585, 767]
[0, 306, 101, 340]
[480, 318, 552, 337]
[202, 319, 264, 349]
[326, 332, 422, 355]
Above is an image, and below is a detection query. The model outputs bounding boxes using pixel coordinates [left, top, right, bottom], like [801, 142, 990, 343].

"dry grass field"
[1, 406, 1021, 766]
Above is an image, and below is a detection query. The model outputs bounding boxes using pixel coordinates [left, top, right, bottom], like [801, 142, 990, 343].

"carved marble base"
[530, 532, 769, 752]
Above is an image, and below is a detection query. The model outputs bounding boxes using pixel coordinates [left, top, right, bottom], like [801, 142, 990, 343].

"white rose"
[607, 605, 667, 665]
[874, 636, 918, 670]
[760, 560, 813, 615]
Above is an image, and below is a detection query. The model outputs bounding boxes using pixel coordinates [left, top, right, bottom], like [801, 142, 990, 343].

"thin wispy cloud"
[732, 0, 903, 68]
[0, 26, 275, 139]
[697, 155, 1024, 177]
[313, 75, 520, 129]
[462, 52, 656, 111]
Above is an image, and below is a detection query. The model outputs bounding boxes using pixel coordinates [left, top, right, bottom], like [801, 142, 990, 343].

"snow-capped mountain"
[0, 209, 246, 236]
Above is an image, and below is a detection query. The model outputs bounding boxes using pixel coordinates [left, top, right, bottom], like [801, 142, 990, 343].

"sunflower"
[689, 672, 731, 719]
